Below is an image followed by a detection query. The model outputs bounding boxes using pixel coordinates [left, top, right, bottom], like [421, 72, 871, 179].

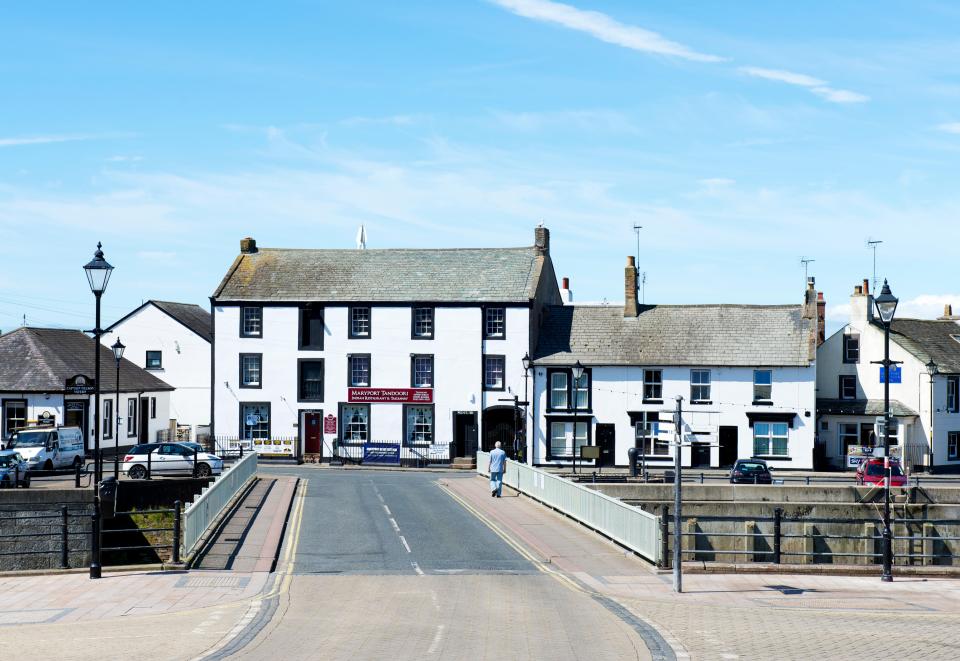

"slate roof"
[107, 301, 212, 342]
[886, 318, 960, 374]
[534, 304, 814, 367]
[212, 247, 545, 303]
[0, 328, 174, 393]
[817, 398, 919, 418]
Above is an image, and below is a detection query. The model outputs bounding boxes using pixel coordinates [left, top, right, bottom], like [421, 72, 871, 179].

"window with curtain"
[550, 372, 568, 410]
[241, 403, 270, 440]
[341, 405, 369, 443]
[405, 406, 433, 445]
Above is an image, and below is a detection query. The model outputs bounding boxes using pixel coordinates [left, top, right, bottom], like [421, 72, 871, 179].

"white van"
[7, 427, 85, 471]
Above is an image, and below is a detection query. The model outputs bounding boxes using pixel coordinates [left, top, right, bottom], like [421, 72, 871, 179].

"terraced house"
[210, 227, 561, 461]
[530, 257, 821, 470]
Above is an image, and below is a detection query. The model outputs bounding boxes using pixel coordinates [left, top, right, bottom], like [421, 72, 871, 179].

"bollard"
[627, 447, 638, 478]
[193, 447, 199, 478]
[773, 507, 783, 564]
[60, 505, 69, 569]
[147, 451, 152, 480]
[75, 461, 81, 488]
[806, 476, 811, 486]
[172, 500, 182, 564]
[700, 472, 704, 484]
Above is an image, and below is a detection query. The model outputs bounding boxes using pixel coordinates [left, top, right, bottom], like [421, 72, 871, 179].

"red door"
[304, 413, 322, 454]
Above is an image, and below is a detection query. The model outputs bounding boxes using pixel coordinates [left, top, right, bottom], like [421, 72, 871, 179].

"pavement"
[2, 465, 960, 660]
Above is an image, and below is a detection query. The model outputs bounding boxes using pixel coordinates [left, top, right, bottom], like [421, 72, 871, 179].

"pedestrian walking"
[489, 441, 506, 498]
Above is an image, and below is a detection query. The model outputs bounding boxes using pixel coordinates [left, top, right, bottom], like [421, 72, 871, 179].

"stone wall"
[0, 490, 92, 571]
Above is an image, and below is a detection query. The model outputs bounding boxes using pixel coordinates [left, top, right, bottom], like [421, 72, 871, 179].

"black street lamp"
[111, 338, 125, 480]
[571, 360, 585, 475]
[873, 279, 899, 582]
[83, 242, 113, 580]
[522, 353, 532, 465]
[926, 359, 938, 471]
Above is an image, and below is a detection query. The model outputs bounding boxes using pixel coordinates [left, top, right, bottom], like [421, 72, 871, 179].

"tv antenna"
[866, 239, 882, 293]
[641, 272, 647, 305]
[800, 257, 815, 283]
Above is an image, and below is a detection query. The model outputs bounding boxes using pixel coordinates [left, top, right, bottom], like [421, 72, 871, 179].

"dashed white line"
[383, 504, 392, 516]
[389, 517, 400, 533]
[411, 561, 425, 576]
[399, 535, 412, 553]
[427, 623, 446, 654]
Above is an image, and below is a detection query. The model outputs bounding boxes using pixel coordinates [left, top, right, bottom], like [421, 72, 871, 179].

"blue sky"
[1, 0, 958, 333]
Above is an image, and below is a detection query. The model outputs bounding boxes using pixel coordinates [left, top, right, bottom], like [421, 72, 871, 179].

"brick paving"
[443, 475, 960, 660]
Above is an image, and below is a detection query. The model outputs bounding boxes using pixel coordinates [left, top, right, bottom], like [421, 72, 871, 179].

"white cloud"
[937, 122, 960, 134]
[898, 294, 960, 319]
[739, 67, 868, 104]
[0, 132, 135, 148]
[339, 114, 423, 127]
[489, 0, 724, 63]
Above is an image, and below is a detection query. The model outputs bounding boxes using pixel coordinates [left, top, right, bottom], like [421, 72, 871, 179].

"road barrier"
[182, 451, 257, 557]
[477, 450, 660, 564]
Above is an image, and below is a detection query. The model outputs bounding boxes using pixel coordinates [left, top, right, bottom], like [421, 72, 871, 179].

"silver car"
[0, 450, 30, 488]
[122, 443, 223, 479]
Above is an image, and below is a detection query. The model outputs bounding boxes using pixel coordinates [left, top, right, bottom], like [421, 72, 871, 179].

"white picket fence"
[182, 452, 258, 557]
[477, 450, 661, 564]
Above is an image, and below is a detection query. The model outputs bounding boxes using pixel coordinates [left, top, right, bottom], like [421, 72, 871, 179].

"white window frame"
[349, 355, 370, 387]
[839, 375, 857, 400]
[753, 370, 773, 402]
[753, 421, 788, 456]
[949, 432, 959, 460]
[241, 306, 262, 337]
[550, 372, 568, 410]
[690, 369, 711, 403]
[412, 355, 433, 388]
[341, 405, 369, 443]
[484, 307, 505, 339]
[549, 420, 588, 459]
[484, 355, 505, 390]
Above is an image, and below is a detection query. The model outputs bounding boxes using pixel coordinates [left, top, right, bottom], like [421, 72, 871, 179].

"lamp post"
[926, 360, 938, 472]
[571, 360, 585, 475]
[111, 338, 125, 479]
[873, 279, 899, 582]
[522, 352, 532, 465]
[84, 242, 113, 580]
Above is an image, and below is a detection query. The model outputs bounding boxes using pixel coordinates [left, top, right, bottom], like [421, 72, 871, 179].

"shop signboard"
[363, 442, 400, 465]
[65, 375, 95, 395]
[348, 388, 433, 404]
[252, 438, 295, 457]
[323, 414, 337, 434]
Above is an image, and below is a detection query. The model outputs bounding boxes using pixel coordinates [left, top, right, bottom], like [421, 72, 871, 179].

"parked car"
[0, 450, 30, 488]
[856, 458, 907, 487]
[729, 458, 773, 485]
[6, 427, 84, 471]
[122, 443, 223, 480]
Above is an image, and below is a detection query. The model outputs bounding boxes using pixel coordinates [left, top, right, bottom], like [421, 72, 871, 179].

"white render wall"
[1, 391, 171, 450]
[213, 304, 532, 448]
[531, 364, 816, 469]
[102, 304, 211, 435]
[816, 295, 960, 469]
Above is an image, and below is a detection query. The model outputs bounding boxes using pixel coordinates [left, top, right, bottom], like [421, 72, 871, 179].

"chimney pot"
[807, 277, 815, 290]
[946, 304, 953, 318]
[562, 277, 569, 290]
[854, 285, 862, 295]
[863, 279, 870, 295]
[240, 237, 257, 254]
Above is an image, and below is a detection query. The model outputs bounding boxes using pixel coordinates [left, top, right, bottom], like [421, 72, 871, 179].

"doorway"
[303, 411, 322, 455]
[482, 407, 516, 457]
[139, 398, 150, 443]
[596, 423, 615, 468]
[691, 441, 711, 468]
[453, 412, 477, 458]
[719, 426, 739, 467]
[64, 400, 88, 450]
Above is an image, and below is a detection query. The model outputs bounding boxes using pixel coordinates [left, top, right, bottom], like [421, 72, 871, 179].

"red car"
[856, 458, 907, 487]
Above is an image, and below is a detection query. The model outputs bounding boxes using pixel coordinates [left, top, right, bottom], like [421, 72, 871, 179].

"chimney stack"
[624, 256, 638, 317]
[940, 304, 958, 321]
[240, 237, 258, 254]
[850, 278, 874, 324]
[817, 292, 826, 345]
[534, 226, 550, 255]
[560, 277, 573, 304]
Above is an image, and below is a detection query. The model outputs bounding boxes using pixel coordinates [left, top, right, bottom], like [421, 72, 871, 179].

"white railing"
[478, 450, 661, 564]
[182, 452, 258, 557]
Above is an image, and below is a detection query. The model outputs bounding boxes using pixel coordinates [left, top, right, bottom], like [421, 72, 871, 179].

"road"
[212, 469, 656, 660]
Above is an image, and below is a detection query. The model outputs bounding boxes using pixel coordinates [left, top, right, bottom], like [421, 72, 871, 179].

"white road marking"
[427, 623, 446, 655]
[383, 504, 392, 516]
[411, 561, 425, 576]
[399, 535, 412, 553]
[389, 517, 400, 533]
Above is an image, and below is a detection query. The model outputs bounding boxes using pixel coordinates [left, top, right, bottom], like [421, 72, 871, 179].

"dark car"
[729, 459, 773, 485]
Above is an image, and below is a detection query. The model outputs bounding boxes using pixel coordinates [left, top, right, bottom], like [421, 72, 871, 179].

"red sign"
[348, 388, 433, 403]
[323, 414, 337, 434]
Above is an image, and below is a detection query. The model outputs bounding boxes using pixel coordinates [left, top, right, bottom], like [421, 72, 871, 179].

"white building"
[210, 229, 561, 460]
[529, 257, 820, 470]
[104, 300, 211, 440]
[817, 281, 960, 472]
[0, 327, 173, 453]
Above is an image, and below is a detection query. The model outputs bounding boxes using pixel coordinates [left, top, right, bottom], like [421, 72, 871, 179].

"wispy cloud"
[489, 0, 724, 63]
[339, 114, 424, 127]
[0, 132, 135, 148]
[491, 109, 640, 133]
[739, 67, 868, 104]
[936, 122, 960, 134]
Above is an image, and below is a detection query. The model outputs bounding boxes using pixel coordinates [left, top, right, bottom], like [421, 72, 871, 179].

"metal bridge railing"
[182, 451, 257, 558]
